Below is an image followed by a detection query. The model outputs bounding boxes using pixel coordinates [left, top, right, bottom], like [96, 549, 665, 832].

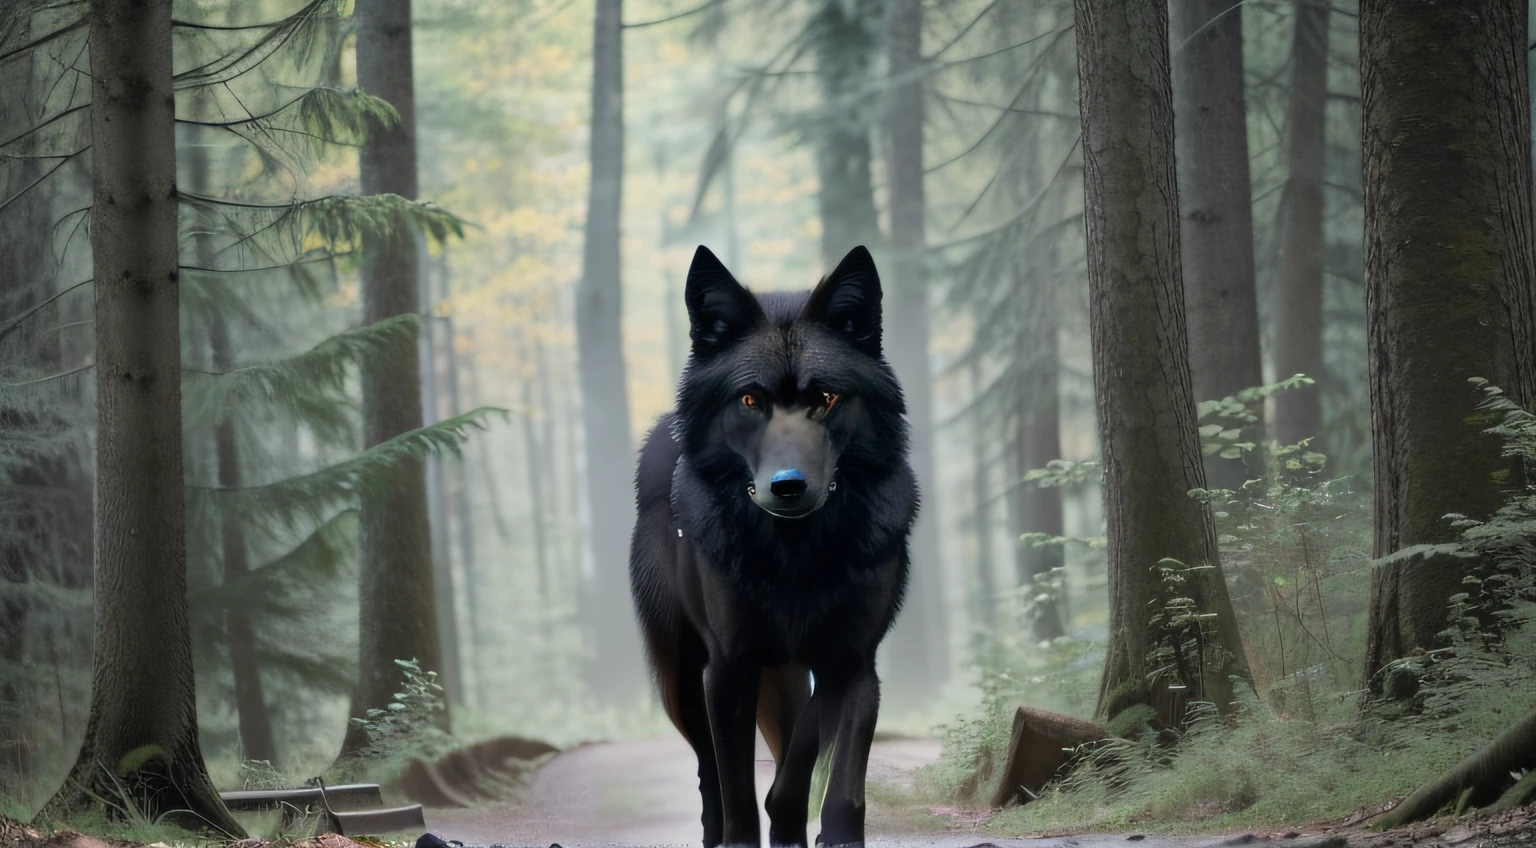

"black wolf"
[629, 245, 916, 848]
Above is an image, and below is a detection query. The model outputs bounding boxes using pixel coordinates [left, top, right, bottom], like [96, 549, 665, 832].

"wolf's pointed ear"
[685, 245, 761, 353]
[804, 245, 882, 357]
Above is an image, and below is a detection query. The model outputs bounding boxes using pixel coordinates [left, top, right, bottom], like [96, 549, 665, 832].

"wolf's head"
[673, 245, 908, 520]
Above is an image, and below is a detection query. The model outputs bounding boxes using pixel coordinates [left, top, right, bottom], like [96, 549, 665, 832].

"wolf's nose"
[770, 468, 808, 498]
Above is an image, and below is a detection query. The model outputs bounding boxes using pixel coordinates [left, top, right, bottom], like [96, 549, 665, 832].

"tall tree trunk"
[42, 0, 240, 830]
[880, 0, 948, 706]
[816, 0, 883, 269]
[1011, 266, 1065, 642]
[1072, 0, 1250, 723]
[1359, 0, 1536, 691]
[419, 243, 465, 707]
[341, 0, 447, 758]
[186, 130, 279, 767]
[436, 256, 479, 706]
[1170, 0, 1265, 490]
[211, 318, 279, 767]
[968, 361, 998, 630]
[1272, 0, 1329, 449]
[575, 0, 644, 705]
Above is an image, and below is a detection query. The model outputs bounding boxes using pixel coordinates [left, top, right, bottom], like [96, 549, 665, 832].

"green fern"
[191, 408, 506, 536]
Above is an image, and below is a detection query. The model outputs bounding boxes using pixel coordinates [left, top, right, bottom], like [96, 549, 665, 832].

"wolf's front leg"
[765, 693, 821, 848]
[817, 664, 879, 848]
[704, 660, 762, 848]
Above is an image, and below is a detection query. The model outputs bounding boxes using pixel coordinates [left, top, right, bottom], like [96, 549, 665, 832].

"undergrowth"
[928, 380, 1536, 833]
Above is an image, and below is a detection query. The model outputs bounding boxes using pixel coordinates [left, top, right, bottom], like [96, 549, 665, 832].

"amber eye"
[822, 392, 839, 411]
[741, 394, 759, 410]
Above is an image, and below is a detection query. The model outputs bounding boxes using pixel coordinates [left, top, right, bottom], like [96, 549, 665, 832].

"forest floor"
[420, 736, 1536, 848]
[2, 737, 1531, 848]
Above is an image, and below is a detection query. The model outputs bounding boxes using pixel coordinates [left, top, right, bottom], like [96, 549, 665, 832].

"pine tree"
[339, 0, 453, 755]
[1358, 0, 1536, 691]
[881, 0, 948, 704]
[575, 0, 645, 706]
[1071, 0, 1250, 721]
[1170, 0, 1263, 490]
[39, 0, 240, 829]
[1272, 0, 1329, 450]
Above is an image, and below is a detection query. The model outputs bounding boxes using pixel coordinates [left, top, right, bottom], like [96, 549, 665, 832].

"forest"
[0, 0, 1533, 846]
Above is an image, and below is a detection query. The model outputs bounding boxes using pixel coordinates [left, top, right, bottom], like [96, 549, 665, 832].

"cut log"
[990, 706, 1112, 807]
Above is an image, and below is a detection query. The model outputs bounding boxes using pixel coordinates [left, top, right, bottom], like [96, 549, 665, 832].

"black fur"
[629, 245, 917, 848]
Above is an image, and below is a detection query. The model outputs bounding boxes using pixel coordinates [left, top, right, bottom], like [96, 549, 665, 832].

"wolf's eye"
[741, 394, 759, 410]
[821, 392, 839, 411]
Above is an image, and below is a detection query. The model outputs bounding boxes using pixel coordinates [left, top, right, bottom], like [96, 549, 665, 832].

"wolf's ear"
[804, 245, 882, 357]
[685, 245, 761, 353]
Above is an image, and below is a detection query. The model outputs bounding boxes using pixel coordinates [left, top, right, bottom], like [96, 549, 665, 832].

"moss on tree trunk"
[1359, 0, 1536, 692]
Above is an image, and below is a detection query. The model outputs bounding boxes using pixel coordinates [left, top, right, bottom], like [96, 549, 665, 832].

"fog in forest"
[1, 0, 1534, 842]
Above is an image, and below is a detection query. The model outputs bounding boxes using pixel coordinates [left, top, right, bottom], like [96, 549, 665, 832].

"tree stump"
[990, 706, 1111, 807]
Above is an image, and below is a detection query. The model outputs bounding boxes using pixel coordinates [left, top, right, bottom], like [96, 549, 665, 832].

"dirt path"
[421, 736, 1355, 848]
[425, 734, 952, 847]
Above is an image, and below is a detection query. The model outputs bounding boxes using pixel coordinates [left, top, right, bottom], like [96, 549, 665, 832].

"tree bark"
[41, 0, 241, 831]
[575, 0, 644, 705]
[341, 0, 447, 758]
[1011, 251, 1065, 642]
[1072, 0, 1250, 723]
[1170, 0, 1264, 490]
[881, 0, 949, 706]
[1359, 0, 1536, 691]
[1272, 0, 1329, 449]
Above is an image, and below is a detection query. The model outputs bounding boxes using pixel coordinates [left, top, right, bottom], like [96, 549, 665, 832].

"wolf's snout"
[770, 469, 808, 498]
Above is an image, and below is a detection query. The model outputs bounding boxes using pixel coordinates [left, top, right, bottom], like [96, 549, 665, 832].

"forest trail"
[424, 734, 962, 847]
[419, 736, 1347, 848]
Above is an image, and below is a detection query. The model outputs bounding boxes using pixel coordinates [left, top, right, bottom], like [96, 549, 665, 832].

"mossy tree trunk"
[1359, 0, 1536, 692]
[1171, 0, 1264, 490]
[341, 0, 448, 757]
[40, 0, 240, 832]
[880, 0, 949, 707]
[1071, 0, 1250, 723]
[1272, 0, 1329, 449]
